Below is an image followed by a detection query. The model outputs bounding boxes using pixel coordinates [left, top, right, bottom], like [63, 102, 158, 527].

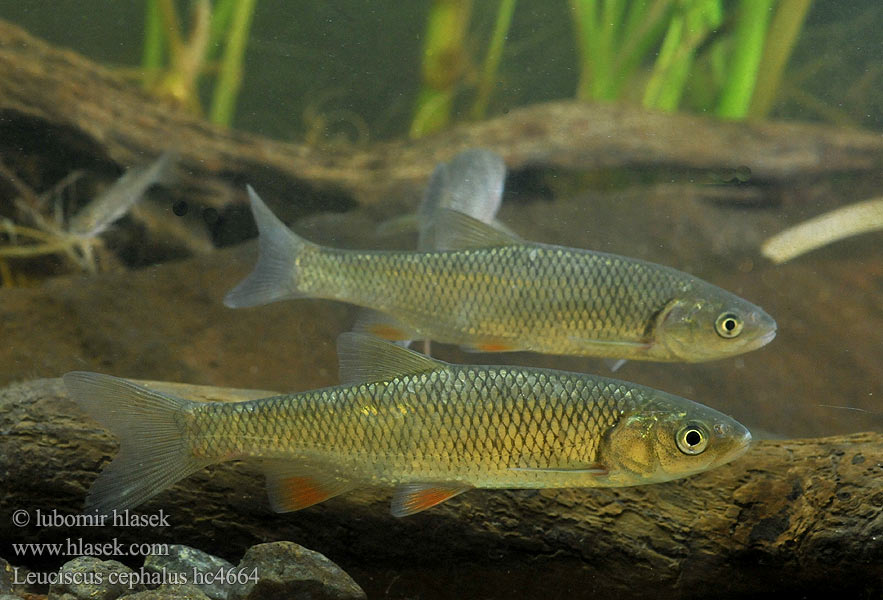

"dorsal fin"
[429, 208, 521, 251]
[336, 333, 443, 385]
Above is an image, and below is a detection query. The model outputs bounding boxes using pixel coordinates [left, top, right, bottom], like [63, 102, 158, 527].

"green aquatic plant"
[411, 0, 520, 137]
[568, 0, 812, 119]
[141, 0, 257, 126]
[410, 0, 474, 138]
[642, 1, 722, 111]
[715, 0, 774, 119]
[748, 0, 812, 117]
[410, 0, 812, 137]
[569, 0, 674, 102]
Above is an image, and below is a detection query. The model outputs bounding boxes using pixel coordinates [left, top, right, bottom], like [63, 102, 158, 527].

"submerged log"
[0, 18, 881, 213]
[0, 376, 881, 600]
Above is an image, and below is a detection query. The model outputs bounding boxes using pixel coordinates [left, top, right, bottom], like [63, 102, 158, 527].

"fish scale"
[300, 244, 681, 351]
[188, 365, 632, 487]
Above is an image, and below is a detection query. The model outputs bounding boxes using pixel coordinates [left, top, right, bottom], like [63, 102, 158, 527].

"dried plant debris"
[0, 152, 212, 282]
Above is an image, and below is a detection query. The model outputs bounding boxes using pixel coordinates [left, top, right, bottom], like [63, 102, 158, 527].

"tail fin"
[224, 185, 311, 308]
[64, 372, 210, 514]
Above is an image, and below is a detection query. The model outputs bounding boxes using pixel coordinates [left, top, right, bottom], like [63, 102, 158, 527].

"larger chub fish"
[65, 334, 751, 517]
[225, 186, 776, 362]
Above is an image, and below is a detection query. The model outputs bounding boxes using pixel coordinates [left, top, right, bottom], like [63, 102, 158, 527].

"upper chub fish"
[224, 186, 776, 363]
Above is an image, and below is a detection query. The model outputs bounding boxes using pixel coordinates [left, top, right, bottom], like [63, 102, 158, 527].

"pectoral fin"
[390, 484, 470, 517]
[263, 463, 354, 512]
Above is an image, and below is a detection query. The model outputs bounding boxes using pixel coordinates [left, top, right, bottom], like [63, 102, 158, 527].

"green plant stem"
[644, 0, 722, 111]
[612, 0, 674, 99]
[471, 0, 516, 119]
[595, 0, 626, 99]
[206, 0, 238, 63]
[157, 0, 184, 65]
[569, 0, 599, 101]
[410, 0, 473, 137]
[716, 0, 774, 119]
[209, 0, 257, 126]
[749, 0, 812, 117]
[141, 0, 165, 89]
[643, 13, 685, 109]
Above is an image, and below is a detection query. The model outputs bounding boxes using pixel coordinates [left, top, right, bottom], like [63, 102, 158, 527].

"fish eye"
[714, 312, 743, 338]
[676, 424, 708, 455]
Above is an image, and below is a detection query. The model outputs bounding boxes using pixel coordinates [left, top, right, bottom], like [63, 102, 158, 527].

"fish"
[64, 333, 752, 517]
[225, 186, 776, 362]
[376, 148, 510, 353]
[67, 152, 177, 238]
[375, 148, 510, 245]
[416, 148, 508, 249]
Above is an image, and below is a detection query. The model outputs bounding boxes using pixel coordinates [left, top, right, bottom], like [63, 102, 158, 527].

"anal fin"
[391, 483, 470, 517]
[460, 340, 517, 353]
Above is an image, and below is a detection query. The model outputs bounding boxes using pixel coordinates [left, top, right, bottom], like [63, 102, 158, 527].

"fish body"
[226, 187, 776, 362]
[64, 334, 751, 517]
[68, 152, 177, 238]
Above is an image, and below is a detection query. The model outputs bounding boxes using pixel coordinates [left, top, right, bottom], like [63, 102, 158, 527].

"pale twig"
[761, 198, 883, 264]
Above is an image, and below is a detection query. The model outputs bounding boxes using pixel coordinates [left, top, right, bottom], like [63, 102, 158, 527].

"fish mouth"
[758, 329, 777, 346]
[744, 327, 777, 352]
[725, 427, 753, 463]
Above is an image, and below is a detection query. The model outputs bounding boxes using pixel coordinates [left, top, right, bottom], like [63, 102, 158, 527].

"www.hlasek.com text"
[13, 538, 170, 559]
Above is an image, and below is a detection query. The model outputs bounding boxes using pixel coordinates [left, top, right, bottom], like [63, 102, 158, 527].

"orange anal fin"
[461, 341, 516, 353]
[391, 484, 470, 517]
[264, 466, 353, 512]
[365, 324, 410, 341]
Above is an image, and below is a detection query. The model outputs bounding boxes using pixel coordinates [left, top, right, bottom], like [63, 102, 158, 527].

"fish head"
[600, 397, 752, 485]
[652, 291, 777, 362]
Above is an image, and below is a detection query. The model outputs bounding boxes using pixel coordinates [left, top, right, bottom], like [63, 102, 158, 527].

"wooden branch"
[0, 18, 881, 213]
[1, 377, 881, 599]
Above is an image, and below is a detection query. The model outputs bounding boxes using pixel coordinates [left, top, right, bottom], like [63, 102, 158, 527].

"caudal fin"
[224, 186, 311, 308]
[64, 372, 210, 514]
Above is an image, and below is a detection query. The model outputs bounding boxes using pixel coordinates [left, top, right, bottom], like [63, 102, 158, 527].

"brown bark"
[0, 18, 881, 214]
[1, 376, 881, 599]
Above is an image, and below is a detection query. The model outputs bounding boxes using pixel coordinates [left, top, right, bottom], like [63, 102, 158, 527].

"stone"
[119, 583, 212, 600]
[48, 556, 144, 600]
[229, 542, 365, 600]
[144, 545, 234, 600]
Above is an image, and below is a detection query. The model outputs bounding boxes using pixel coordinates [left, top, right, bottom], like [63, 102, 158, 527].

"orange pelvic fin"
[264, 463, 354, 512]
[352, 309, 417, 341]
